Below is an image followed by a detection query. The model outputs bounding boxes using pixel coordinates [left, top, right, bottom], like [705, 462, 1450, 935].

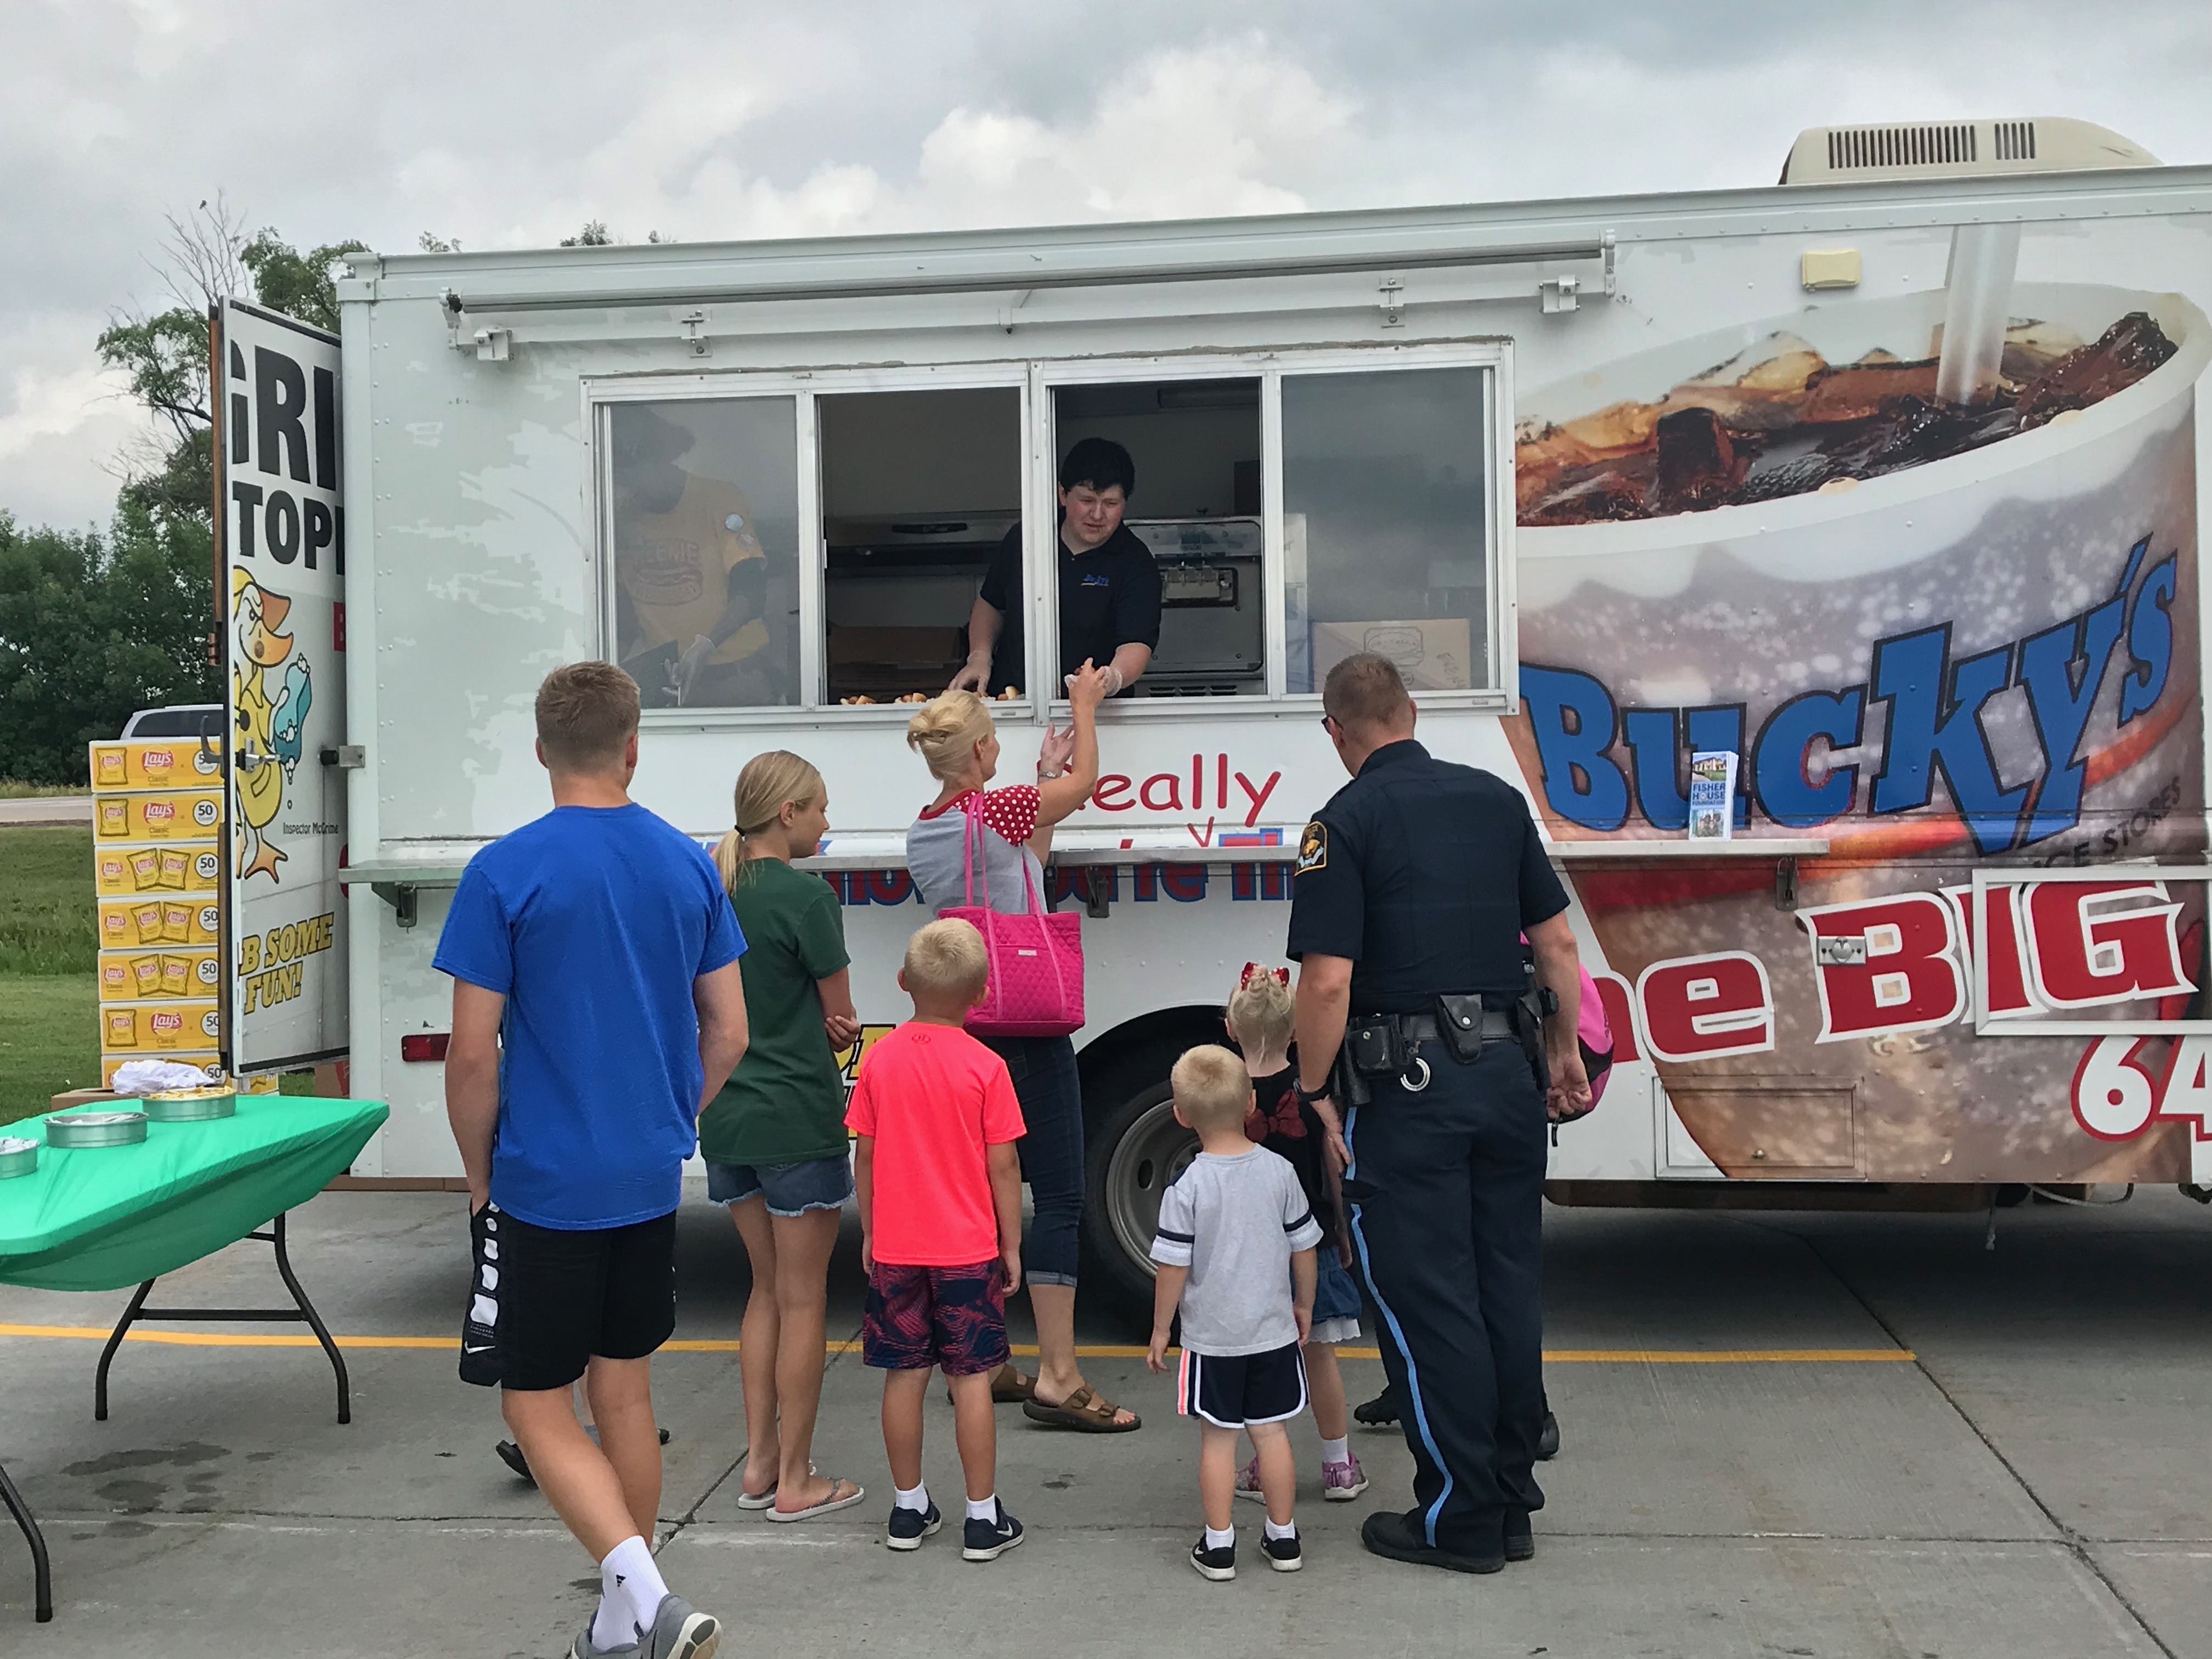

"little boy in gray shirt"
[1147, 1046, 1322, 1581]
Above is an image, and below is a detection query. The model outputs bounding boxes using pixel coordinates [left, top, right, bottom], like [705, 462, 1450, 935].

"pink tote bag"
[943, 803, 1085, 1039]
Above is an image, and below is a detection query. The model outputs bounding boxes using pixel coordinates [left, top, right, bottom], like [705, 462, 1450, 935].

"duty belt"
[1374, 1009, 1517, 1046]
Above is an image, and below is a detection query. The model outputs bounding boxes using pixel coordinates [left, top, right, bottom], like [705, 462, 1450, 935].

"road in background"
[0, 798, 92, 826]
[0, 1188, 2206, 1656]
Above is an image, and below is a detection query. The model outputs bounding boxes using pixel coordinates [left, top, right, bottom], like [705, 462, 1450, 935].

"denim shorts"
[706, 1153, 853, 1217]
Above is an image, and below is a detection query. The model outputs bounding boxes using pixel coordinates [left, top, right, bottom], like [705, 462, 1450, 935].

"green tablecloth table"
[0, 1096, 387, 1623]
[0, 1096, 386, 1293]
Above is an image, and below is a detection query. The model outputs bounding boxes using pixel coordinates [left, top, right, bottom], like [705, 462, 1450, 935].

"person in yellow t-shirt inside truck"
[612, 408, 784, 708]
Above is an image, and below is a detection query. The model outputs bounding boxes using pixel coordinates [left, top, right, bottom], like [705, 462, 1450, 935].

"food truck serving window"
[608, 399, 800, 710]
[1282, 365, 1494, 696]
[592, 343, 1510, 717]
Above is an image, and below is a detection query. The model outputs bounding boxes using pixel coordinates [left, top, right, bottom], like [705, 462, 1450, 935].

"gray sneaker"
[642, 1595, 720, 1659]
[570, 1595, 719, 1659]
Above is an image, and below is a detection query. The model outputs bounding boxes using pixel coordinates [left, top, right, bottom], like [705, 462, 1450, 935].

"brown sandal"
[1022, 1384, 1141, 1433]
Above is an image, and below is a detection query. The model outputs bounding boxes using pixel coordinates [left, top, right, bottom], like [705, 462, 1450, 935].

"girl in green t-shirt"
[704, 751, 866, 1522]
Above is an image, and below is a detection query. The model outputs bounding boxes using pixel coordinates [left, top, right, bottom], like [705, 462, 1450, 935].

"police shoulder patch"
[1295, 820, 1328, 874]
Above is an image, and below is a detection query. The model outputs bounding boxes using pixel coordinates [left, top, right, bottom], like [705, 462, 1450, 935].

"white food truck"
[214, 117, 2212, 1311]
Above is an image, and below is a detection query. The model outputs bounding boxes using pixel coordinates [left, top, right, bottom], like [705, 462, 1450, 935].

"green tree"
[0, 503, 218, 782]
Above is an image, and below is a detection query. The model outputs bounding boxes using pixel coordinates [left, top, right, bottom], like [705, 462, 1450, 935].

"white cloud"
[1, 0, 2207, 531]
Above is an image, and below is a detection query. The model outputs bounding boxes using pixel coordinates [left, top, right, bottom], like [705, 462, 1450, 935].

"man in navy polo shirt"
[952, 436, 1164, 699]
[438, 660, 748, 1659]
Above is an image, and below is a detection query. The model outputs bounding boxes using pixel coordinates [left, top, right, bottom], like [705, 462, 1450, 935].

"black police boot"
[1504, 1508, 1534, 1562]
[1353, 1384, 1402, 1427]
[1359, 1510, 1504, 1575]
[1537, 1409, 1560, 1462]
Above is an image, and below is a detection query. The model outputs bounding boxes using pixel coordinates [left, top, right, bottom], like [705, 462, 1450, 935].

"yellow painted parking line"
[0, 1323, 1910, 1363]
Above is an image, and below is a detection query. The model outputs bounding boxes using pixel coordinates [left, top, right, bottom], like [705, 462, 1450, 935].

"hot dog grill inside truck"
[213, 117, 2212, 1308]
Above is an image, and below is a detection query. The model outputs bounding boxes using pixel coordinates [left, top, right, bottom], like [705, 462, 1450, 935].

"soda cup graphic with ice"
[1511, 280, 2209, 1183]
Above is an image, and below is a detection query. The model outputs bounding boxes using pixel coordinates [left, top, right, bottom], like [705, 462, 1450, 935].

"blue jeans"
[981, 1034, 1083, 1286]
[705, 1154, 854, 1217]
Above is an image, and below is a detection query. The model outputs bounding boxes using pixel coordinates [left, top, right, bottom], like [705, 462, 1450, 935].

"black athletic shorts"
[1177, 1340, 1308, 1429]
[492, 1206, 679, 1392]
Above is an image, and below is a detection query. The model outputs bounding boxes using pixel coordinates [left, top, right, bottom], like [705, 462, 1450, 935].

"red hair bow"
[1240, 962, 1290, 988]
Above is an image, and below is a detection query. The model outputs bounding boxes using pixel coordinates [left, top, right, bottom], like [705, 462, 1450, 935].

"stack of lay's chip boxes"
[88, 737, 227, 1088]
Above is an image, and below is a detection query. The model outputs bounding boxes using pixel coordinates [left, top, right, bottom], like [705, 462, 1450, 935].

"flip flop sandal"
[736, 1459, 816, 1510]
[764, 1477, 866, 1522]
[1021, 1385, 1141, 1434]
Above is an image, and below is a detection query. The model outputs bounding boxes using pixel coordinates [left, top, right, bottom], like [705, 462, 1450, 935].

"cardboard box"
[97, 1054, 229, 1090]
[99, 1000, 223, 1053]
[1310, 618, 1475, 692]
[97, 950, 221, 1003]
[99, 896, 222, 950]
[94, 843, 223, 896]
[89, 739, 225, 792]
[94, 788, 223, 841]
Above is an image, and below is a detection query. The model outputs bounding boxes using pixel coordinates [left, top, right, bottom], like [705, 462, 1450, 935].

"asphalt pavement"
[1, 1184, 2208, 1657]
[0, 796, 92, 826]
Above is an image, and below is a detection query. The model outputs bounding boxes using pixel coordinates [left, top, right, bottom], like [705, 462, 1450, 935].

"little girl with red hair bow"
[1221, 962, 1369, 1505]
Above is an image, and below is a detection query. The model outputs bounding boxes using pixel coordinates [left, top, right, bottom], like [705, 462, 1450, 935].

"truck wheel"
[1081, 1075, 1201, 1321]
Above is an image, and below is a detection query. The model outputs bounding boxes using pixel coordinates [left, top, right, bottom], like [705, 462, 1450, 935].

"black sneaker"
[495, 1439, 532, 1483]
[1190, 1534, 1237, 1581]
[961, 1501, 1024, 1561]
[1359, 1509, 1504, 1574]
[1536, 1410, 1560, 1462]
[1353, 1384, 1401, 1427]
[1504, 1508, 1534, 1562]
[1261, 1530, 1302, 1572]
[886, 1500, 942, 1551]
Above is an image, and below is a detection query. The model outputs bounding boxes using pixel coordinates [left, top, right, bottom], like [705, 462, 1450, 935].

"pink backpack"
[1522, 935, 1615, 1117]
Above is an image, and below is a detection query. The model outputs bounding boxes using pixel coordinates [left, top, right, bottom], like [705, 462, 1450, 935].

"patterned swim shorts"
[862, 1260, 1011, 1376]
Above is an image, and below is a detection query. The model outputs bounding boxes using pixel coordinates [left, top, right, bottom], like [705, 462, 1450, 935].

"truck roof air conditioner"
[1780, 118, 2159, 184]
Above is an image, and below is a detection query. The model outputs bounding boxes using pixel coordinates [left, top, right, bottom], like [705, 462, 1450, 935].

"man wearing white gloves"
[951, 437, 1162, 701]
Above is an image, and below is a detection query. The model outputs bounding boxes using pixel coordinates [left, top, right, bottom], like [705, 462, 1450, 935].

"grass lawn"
[0, 974, 99, 1125]
[1, 825, 99, 1122]
[0, 780, 88, 798]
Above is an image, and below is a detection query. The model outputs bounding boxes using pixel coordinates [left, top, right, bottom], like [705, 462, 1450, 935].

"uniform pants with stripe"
[1345, 1040, 1547, 1553]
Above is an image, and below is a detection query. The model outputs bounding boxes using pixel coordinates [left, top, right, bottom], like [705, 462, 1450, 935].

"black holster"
[1515, 991, 1550, 1094]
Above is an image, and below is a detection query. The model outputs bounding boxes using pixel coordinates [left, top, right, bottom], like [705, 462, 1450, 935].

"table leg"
[89, 1213, 353, 1426]
[269, 1214, 352, 1425]
[94, 1279, 156, 1423]
[0, 1458, 53, 1623]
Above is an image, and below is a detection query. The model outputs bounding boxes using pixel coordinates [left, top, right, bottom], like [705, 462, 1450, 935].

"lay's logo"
[101, 962, 129, 989]
[144, 748, 175, 769]
[150, 1011, 185, 1036]
[145, 802, 176, 823]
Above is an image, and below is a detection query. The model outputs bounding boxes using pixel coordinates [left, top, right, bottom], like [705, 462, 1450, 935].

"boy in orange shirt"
[848, 918, 1029, 1560]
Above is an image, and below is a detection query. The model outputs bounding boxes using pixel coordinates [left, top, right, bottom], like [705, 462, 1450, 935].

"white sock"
[1321, 1435, 1350, 1464]
[1204, 1523, 1235, 1551]
[1264, 1517, 1297, 1541]
[966, 1493, 998, 1522]
[896, 1482, 931, 1514]
[592, 1535, 667, 1651]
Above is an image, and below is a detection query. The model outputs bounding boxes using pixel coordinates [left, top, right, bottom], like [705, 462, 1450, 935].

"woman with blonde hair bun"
[901, 662, 1140, 1433]
[701, 749, 868, 1520]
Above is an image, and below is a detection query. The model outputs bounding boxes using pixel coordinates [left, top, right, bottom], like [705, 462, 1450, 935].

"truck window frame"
[582, 337, 1515, 731]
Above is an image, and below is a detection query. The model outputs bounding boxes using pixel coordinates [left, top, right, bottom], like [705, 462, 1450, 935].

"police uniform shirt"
[977, 520, 1164, 696]
[1286, 739, 1570, 1012]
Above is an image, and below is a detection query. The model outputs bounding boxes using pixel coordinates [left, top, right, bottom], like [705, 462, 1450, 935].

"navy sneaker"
[1537, 1410, 1560, 1462]
[1190, 1534, 1237, 1581]
[1262, 1530, 1302, 1572]
[961, 1500, 1024, 1561]
[886, 1500, 943, 1551]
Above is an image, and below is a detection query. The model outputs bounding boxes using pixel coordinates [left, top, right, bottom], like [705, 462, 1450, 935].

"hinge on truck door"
[1379, 277, 1405, 328]
[680, 311, 710, 357]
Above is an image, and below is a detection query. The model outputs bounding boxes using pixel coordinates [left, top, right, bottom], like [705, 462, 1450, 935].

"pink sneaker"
[1232, 1456, 1266, 1500]
[1322, 1454, 1369, 1501]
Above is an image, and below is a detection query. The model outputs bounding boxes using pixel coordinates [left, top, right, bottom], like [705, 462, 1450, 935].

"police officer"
[1286, 652, 1590, 1573]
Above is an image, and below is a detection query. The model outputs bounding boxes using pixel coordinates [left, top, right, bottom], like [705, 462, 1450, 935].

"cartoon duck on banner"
[231, 568, 295, 882]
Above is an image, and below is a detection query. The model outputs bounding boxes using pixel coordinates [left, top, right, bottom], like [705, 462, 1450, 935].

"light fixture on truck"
[400, 1033, 450, 1063]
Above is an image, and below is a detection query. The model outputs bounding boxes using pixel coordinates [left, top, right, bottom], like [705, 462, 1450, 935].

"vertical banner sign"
[215, 298, 349, 1073]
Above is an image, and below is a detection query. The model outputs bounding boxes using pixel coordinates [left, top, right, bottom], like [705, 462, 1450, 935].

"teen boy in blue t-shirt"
[436, 661, 748, 1659]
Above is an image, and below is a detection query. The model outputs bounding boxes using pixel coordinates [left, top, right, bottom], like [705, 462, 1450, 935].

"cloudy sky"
[4, 0, 2207, 532]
